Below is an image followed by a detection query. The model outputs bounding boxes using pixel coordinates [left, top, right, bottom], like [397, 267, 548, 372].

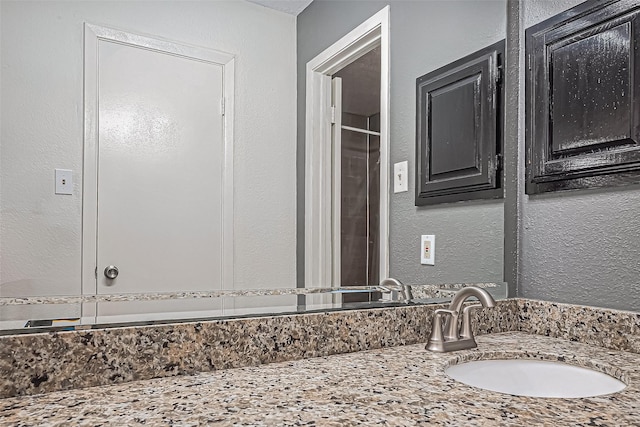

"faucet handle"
[460, 304, 483, 340]
[426, 309, 456, 352]
[433, 309, 456, 318]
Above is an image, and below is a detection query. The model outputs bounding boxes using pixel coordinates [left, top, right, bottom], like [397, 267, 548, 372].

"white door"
[83, 25, 234, 315]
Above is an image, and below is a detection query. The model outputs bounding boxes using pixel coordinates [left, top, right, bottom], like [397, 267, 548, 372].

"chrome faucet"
[379, 278, 413, 302]
[426, 286, 496, 352]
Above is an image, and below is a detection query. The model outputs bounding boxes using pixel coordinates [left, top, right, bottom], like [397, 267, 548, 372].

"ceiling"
[247, 0, 313, 15]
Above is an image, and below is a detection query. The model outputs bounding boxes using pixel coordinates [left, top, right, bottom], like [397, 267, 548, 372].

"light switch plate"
[55, 169, 73, 195]
[394, 161, 408, 193]
[421, 234, 435, 265]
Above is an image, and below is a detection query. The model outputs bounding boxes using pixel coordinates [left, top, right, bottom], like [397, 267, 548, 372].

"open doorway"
[304, 7, 389, 294]
[331, 47, 381, 297]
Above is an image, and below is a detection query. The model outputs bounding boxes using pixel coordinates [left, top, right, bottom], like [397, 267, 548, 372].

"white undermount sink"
[445, 359, 626, 398]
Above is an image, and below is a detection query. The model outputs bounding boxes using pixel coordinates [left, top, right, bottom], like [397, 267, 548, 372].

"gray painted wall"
[519, 0, 640, 311]
[297, 0, 506, 286]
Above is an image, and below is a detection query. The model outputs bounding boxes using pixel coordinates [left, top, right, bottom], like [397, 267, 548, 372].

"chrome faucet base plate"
[425, 337, 477, 353]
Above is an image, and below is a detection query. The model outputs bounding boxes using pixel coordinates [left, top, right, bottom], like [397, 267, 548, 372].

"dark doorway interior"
[333, 47, 381, 302]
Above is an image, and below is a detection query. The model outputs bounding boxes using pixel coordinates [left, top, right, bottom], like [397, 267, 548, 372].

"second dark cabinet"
[526, 0, 640, 194]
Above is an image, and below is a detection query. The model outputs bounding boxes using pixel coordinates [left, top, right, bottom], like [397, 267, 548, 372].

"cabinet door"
[415, 40, 504, 206]
[526, 0, 640, 194]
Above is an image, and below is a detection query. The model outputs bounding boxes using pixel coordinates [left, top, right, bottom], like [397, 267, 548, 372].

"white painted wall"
[0, 0, 297, 297]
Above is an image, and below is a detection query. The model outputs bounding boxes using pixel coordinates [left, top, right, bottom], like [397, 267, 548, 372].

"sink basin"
[445, 359, 626, 398]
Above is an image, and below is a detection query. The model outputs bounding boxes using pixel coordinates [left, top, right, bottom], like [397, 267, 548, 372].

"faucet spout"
[447, 286, 496, 312]
[379, 278, 413, 302]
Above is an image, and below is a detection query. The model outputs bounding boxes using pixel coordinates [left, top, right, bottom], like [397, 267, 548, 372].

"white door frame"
[304, 6, 390, 288]
[82, 23, 235, 297]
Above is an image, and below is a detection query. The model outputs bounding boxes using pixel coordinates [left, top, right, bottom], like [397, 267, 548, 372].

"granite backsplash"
[1, 298, 638, 399]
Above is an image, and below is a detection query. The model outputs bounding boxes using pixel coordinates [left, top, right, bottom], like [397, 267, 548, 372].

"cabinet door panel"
[415, 40, 504, 206]
[430, 75, 480, 177]
[526, 0, 640, 194]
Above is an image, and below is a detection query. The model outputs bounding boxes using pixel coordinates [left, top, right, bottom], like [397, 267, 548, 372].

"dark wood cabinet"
[526, 0, 640, 194]
[415, 40, 504, 206]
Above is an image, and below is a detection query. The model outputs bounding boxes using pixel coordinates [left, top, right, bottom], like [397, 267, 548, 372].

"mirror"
[0, 0, 506, 332]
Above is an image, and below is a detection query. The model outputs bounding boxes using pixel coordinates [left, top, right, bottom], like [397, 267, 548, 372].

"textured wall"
[519, 0, 640, 311]
[296, 0, 506, 286]
[0, 1, 297, 297]
[522, 187, 640, 310]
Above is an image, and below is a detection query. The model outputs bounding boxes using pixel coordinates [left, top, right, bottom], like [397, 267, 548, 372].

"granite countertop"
[2, 331, 638, 426]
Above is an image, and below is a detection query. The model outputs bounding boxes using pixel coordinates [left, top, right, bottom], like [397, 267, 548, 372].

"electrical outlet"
[55, 169, 73, 195]
[421, 235, 435, 265]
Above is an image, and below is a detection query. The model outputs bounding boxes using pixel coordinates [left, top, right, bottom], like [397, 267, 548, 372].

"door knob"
[104, 265, 119, 279]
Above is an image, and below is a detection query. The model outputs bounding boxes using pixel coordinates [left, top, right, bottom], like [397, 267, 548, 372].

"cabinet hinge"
[220, 98, 225, 116]
[330, 105, 336, 124]
[495, 154, 502, 171]
[496, 66, 503, 84]
[528, 54, 532, 71]
[94, 267, 98, 279]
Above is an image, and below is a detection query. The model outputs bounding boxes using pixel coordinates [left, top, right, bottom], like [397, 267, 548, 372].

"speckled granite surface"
[0, 300, 518, 398]
[517, 299, 640, 354]
[2, 332, 638, 426]
[2, 297, 640, 405]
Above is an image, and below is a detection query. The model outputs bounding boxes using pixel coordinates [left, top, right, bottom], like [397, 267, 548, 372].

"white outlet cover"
[421, 234, 435, 265]
[394, 161, 408, 193]
[55, 169, 73, 195]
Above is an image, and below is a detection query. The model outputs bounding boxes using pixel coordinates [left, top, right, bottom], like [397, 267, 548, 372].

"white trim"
[82, 24, 99, 297]
[82, 23, 235, 298]
[304, 71, 332, 288]
[379, 7, 391, 286]
[304, 6, 390, 288]
[331, 77, 342, 288]
[222, 58, 235, 290]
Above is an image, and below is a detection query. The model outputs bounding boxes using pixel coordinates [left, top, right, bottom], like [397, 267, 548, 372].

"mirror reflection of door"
[331, 47, 381, 302]
[83, 25, 233, 322]
[96, 41, 224, 295]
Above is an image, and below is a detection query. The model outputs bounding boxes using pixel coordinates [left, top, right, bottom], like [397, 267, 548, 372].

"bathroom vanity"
[2, 0, 640, 424]
[3, 333, 639, 426]
[2, 298, 639, 425]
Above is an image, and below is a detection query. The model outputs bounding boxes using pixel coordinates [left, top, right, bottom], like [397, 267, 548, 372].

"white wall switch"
[55, 169, 73, 195]
[394, 161, 408, 193]
[421, 234, 435, 265]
